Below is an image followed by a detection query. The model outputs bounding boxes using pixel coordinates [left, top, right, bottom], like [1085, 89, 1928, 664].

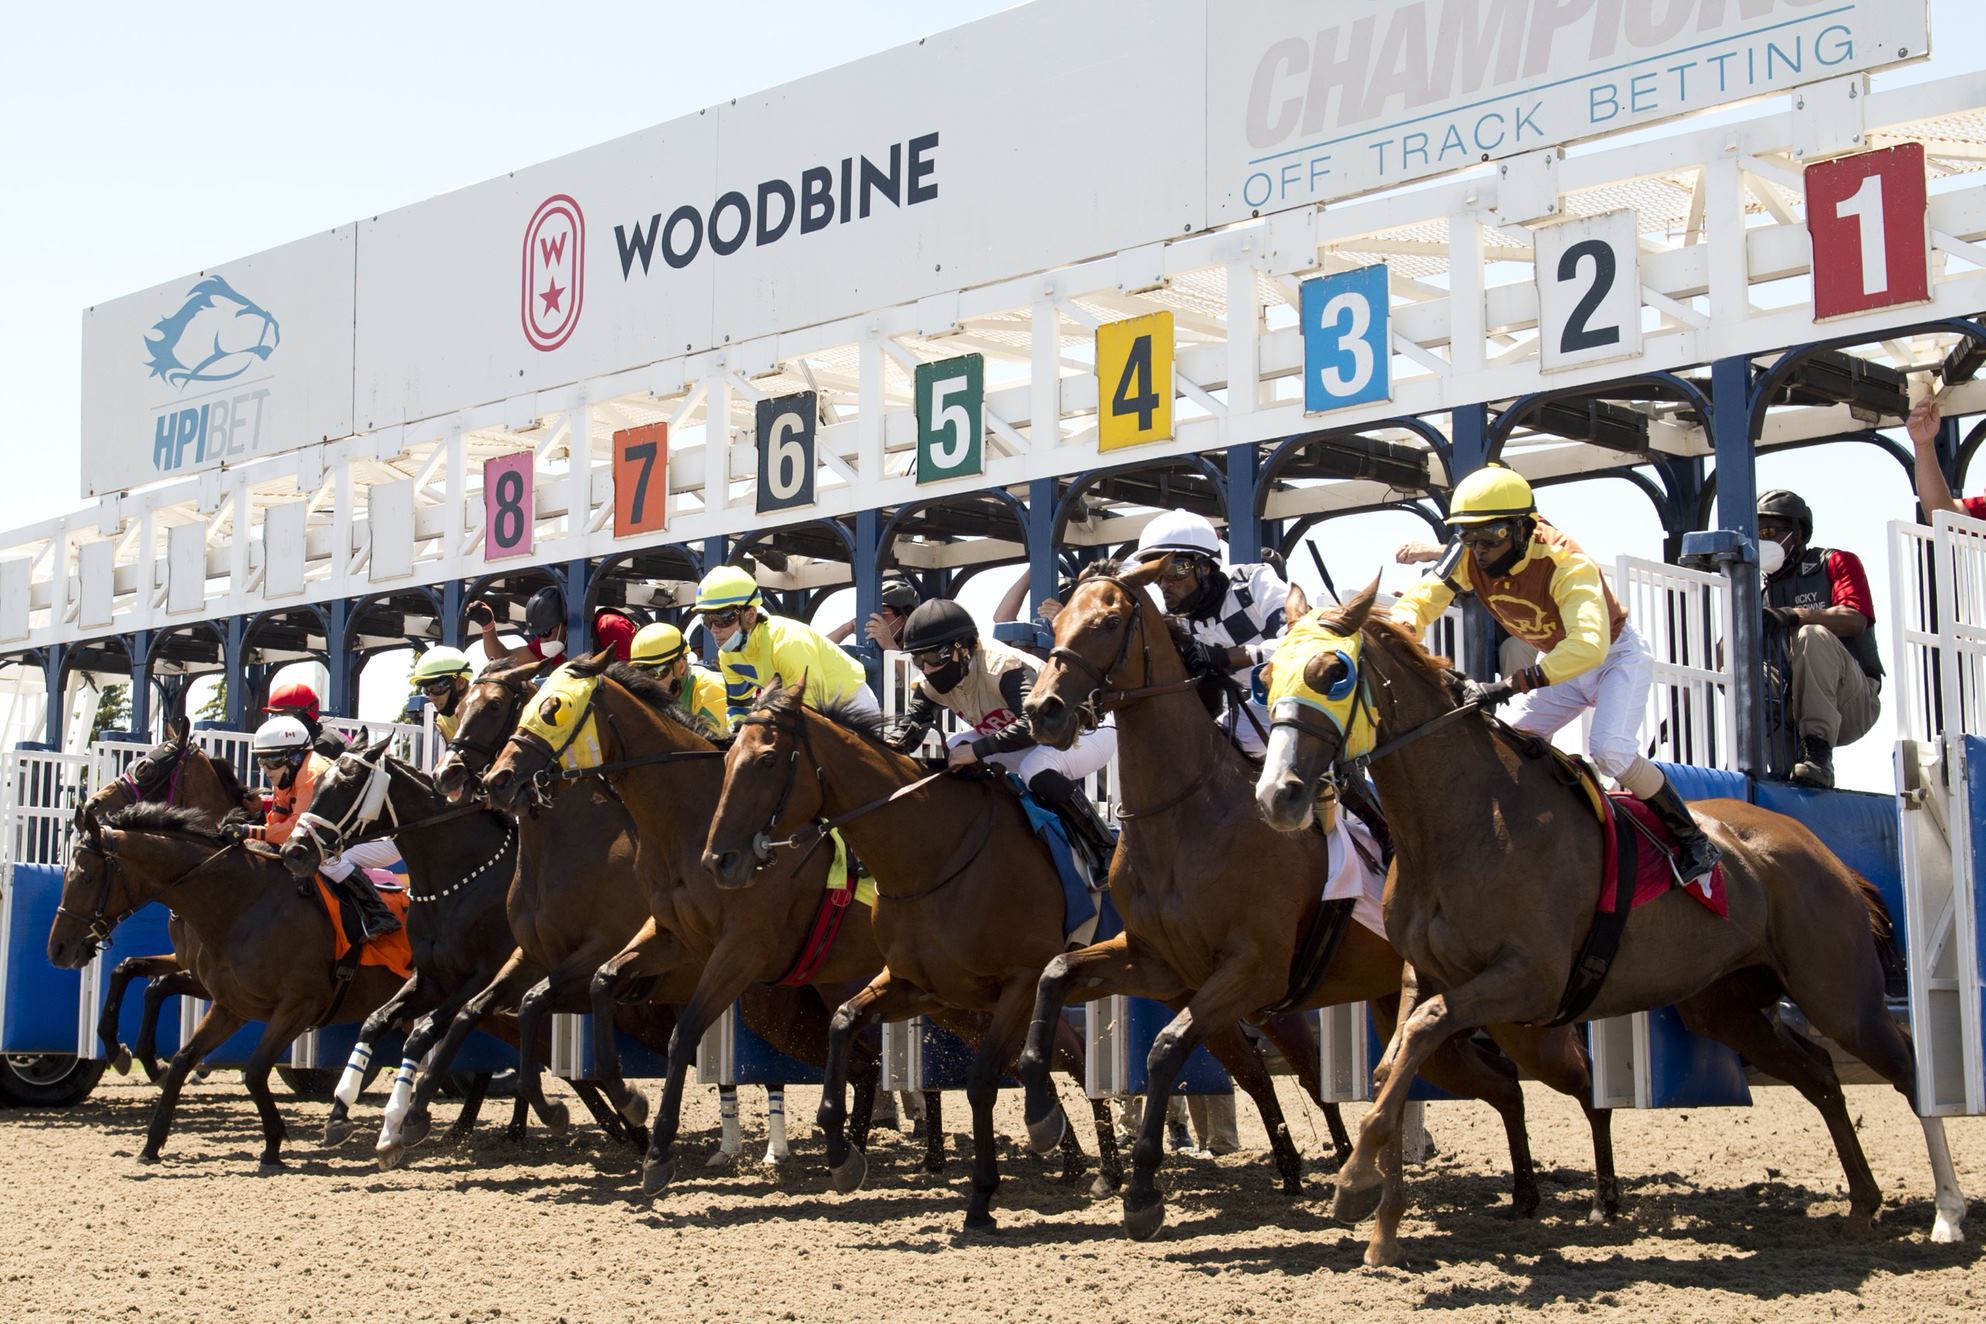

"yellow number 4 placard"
[1096, 311, 1173, 451]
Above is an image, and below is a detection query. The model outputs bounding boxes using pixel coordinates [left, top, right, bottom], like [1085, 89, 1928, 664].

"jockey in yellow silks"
[692, 565, 877, 726]
[628, 622, 732, 736]
[1388, 464, 1719, 883]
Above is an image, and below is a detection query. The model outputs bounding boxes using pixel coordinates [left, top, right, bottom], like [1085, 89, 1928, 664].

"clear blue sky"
[1, 1, 1981, 788]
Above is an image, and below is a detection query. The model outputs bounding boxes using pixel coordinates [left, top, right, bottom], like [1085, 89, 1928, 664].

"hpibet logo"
[522, 195, 584, 352]
[144, 275, 281, 474]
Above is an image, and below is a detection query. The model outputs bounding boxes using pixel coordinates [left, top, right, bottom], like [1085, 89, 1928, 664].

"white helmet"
[252, 714, 312, 755]
[1131, 509, 1222, 565]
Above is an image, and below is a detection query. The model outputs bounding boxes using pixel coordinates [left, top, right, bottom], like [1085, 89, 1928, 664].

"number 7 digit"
[624, 441, 656, 525]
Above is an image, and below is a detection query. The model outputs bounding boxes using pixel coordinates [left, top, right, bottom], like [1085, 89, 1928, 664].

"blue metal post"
[1715, 356, 1767, 776]
[853, 508, 882, 684]
[565, 558, 591, 651]
[440, 580, 464, 648]
[700, 535, 728, 664]
[128, 630, 153, 738]
[325, 598, 353, 718]
[224, 617, 249, 729]
[1450, 404, 1499, 680]
[1028, 477, 1058, 615]
[1225, 442, 1263, 563]
[42, 644, 65, 748]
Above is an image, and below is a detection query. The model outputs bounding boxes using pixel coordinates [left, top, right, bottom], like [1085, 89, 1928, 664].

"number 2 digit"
[1557, 239, 1621, 355]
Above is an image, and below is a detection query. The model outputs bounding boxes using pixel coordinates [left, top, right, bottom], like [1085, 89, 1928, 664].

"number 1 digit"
[1835, 172, 1890, 296]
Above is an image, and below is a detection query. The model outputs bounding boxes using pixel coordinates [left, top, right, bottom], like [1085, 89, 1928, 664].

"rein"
[60, 834, 237, 956]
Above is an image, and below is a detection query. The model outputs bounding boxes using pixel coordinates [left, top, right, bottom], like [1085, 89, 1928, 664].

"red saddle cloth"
[312, 872, 414, 980]
[1602, 791, 1730, 919]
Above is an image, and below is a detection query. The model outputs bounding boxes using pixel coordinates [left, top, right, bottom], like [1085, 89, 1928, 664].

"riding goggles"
[1455, 520, 1519, 548]
[699, 608, 744, 630]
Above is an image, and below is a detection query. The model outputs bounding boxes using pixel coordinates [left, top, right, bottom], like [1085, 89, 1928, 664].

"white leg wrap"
[763, 1087, 789, 1162]
[714, 1085, 743, 1159]
[378, 1059, 418, 1143]
[333, 1043, 372, 1108]
[1923, 1118, 1968, 1243]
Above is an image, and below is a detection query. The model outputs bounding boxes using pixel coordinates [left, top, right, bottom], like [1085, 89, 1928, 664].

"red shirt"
[1819, 548, 1876, 620]
[529, 609, 635, 662]
[1962, 495, 1986, 521]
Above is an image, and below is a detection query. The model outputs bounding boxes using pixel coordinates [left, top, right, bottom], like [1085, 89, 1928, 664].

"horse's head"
[1025, 556, 1171, 750]
[484, 652, 618, 813]
[49, 804, 219, 967]
[72, 716, 193, 835]
[434, 657, 554, 801]
[1254, 580, 1383, 832]
[49, 821, 119, 968]
[284, 736, 398, 878]
[702, 683, 822, 890]
[143, 276, 280, 388]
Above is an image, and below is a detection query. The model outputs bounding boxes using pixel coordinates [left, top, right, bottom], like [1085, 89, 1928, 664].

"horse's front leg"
[590, 919, 685, 1136]
[139, 1003, 244, 1165]
[99, 955, 177, 1075]
[242, 1004, 318, 1171]
[822, 974, 930, 1194]
[136, 970, 206, 1083]
[960, 977, 1043, 1234]
[641, 937, 747, 1195]
[326, 971, 427, 1146]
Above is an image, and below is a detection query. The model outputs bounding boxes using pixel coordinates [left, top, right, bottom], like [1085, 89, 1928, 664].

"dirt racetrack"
[3, 1071, 1980, 1323]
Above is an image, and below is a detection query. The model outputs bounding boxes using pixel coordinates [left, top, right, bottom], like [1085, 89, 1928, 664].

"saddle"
[311, 871, 414, 984]
[1002, 776, 1115, 949]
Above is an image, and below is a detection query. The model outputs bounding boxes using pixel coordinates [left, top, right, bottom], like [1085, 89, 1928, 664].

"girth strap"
[1543, 795, 1641, 1027]
[1260, 897, 1358, 1018]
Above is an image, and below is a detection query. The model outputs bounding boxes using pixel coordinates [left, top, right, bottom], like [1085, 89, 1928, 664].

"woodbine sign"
[79, 0, 1927, 498]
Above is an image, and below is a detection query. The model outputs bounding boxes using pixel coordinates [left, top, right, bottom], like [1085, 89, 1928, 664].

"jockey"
[1389, 464, 1720, 884]
[629, 621, 731, 735]
[1127, 509, 1290, 757]
[406, 646, 476, 744]
[890, 599, 1118, 848]
[468, 584, 636, 666]
[225, 715, 402, 939]
[265, 679, 351, 758]
[692, 565, 880, 726]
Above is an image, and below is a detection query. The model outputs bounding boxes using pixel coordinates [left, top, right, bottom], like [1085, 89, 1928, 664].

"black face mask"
[926, 653, 970, 694]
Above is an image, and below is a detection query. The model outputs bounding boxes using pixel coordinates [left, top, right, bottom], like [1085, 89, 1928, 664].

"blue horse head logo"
[143, 276, 280, 388]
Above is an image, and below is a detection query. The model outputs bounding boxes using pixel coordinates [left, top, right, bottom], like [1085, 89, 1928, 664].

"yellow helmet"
[407, 645, 474, 688]
[1446, 465, 1536, 526]
[630, 622, 688, 668]
[693, 565, 761, 613]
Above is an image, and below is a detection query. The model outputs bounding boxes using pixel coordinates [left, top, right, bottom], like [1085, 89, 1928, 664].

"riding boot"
[1790, 734, 1835, 789]
[1637, 777, 1722, 886]
[335, 867, 402, 940]
[1027, 769, 1117, 875]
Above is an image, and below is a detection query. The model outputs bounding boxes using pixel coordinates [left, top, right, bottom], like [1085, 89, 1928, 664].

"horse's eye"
[756, 751, 777, 769]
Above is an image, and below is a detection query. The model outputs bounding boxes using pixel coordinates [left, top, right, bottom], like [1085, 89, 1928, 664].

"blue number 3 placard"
[1301, 264, 1391, 414]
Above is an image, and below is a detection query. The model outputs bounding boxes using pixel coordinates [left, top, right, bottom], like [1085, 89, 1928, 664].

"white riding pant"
[322, 837, 404, 885]
[836, 684, 883, 721]
[1505, 623, 1653, 783]
[946, 720, 1117, 787]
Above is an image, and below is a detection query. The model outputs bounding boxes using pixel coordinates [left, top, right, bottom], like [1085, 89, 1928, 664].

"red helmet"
[264, 680, 322, 723]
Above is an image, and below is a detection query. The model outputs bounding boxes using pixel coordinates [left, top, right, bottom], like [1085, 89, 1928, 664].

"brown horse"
[1021, 559, 1613, 1256]
[702, 684, 1347, 1233]
[483, 657, 943, 1193]
[48, 804, 405, 1168]
[73, 719, 248, 1079]
[1254, 583, 1969, 1254]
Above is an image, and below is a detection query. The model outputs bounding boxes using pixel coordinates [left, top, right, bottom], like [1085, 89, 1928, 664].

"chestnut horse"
[1255, 583, 1968, 1254]
[72, 718, 248, 1079]
[49, 804, 404, 1168]
[484, 658, 954, 1193]
[1022, 560, 1612, 1258]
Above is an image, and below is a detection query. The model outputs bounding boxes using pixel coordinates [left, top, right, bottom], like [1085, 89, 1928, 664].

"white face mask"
[538, 638, 565, 659]
[1758, 539, 1786, 578]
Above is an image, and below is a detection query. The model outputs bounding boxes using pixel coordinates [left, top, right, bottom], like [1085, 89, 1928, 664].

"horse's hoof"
[620, 1092, 649, 1128]
[541, 1100, 570, 1136]
[922, 1151, 946, 1176]
[1363, 1240, 1404, 1270]
[256, 1159, 286, 1175]
[1513, 1185, 1540, 1220]
[1331, 1177, 1385, 1226]
[829, 1148, 868, 1195]
[961, 1211, 999, 1236]
[136, 1151, 161, 1166]
[375, 1143, 406, 1172]
[1122, 1195, 1166, 1241]
[1090, 1172, 1120, 1199]
[642, 1156, 675, 1195]
[1932, 1210, 1966, 1244]
[1024, 1105, 1067, 1157]
[111, 1045, 133, 1076]
[400, 1111, 433, 1150]
[323, 1117, 354, 1148]
[704, 1148, 736, 1169]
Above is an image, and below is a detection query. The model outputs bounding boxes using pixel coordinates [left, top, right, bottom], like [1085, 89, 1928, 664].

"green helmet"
[408, 646, 474, 689]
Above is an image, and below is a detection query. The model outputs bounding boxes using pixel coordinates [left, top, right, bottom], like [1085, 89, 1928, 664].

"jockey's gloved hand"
[219, 820, 249, 845]
[1763, 605, 1801, 633]
[1176, 638, 1226, 676]
[1462, 676, 1518, 710]
[465, 600, 495, 629]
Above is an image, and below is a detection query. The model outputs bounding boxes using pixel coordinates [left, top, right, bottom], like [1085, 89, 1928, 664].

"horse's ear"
[168, 715, 191, 747]
[1328, 576, 1382, 633]
[367, 735, 392, 759]
[1117, 554, 1167, 591]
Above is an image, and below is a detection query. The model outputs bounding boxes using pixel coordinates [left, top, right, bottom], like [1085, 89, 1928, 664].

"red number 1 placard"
[1805, 142, 1930, 321]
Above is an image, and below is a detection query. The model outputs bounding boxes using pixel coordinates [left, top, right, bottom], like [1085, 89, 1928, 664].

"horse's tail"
[1848, 868, 1906, 989]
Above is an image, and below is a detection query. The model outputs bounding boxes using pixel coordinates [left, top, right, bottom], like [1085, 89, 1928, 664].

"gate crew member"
[1127, 509, 1291, 757]
[1388, 464, 1721, 884]
[691, 565, 880, 726]
[226, 715, 404, 939]
[628, 621, 732, 735]
[468, 585, 637, 666]
[406, 646, 476, 745]
[1757, 489, 1883, 789]
[889, 599, 1117, 853]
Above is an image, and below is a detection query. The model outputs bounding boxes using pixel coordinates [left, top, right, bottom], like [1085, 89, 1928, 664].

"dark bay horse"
[703, 684, 1340, 1234]
[277, 738, 524, 1148]
[48, 804, 404, 1168]
[1021, 559, 1612, 1257]
[1254, 583, 1968, 1251]
[484, 658, 929, 1194]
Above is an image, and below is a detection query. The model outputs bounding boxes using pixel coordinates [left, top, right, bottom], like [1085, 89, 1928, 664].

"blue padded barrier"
[1, 864, 84, 1053]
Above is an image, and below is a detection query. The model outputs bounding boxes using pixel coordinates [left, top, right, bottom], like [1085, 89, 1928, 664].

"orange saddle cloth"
[312, 871, 414, 980]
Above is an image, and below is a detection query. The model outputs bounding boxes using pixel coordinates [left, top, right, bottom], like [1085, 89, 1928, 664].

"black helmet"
[524, 585, 565, 638]
[1757, 490, 1813, 544]
[901, 599, 977, 653]
[878, 574, 919, 615]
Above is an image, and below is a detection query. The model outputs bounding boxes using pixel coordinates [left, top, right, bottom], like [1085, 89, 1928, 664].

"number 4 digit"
[1113, 335, 1159, 431]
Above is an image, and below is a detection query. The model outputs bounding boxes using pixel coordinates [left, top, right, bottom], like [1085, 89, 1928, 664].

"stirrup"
[1673, 838, 1722, 886]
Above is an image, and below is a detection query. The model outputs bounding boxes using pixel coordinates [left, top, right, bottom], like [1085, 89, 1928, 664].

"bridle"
[501, 671, 722, 813]
[58, 830, 234, 958]
[442, 672, 535, 778]
[294, 743, 485, 858]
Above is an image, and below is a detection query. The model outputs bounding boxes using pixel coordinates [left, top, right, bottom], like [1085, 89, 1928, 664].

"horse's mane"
[760, 683, 891, 750]
[103, 801, 221, 839]
[1358, 615, 1462, 698]
[478, 655, 551, 685]
[597, 661, 722, 742]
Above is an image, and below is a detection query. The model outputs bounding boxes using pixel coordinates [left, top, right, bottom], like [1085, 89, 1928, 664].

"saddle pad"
[1605, 793, 1729, 918]
[1006, 776, 1103, 948]
[1322, 816, 1388, 939]
[312, 875, 414, 981]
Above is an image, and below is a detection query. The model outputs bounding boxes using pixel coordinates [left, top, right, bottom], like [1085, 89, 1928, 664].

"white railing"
[1615, 555, 1735, 771]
